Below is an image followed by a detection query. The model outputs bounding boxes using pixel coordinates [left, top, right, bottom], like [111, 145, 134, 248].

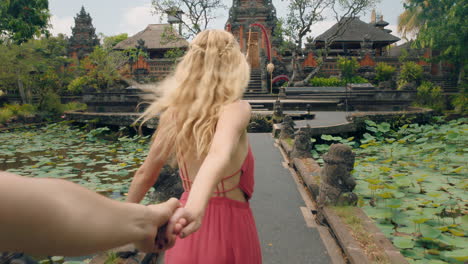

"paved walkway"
[295, 111, 350, 128]
[249, 133, 332, 264]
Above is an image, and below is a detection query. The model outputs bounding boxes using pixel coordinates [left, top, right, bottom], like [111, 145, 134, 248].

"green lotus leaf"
[420, 224, 442, 239]
[365, 119, 377, 127]
[443, 249, 468, 262]
[393, 237, 415, 249]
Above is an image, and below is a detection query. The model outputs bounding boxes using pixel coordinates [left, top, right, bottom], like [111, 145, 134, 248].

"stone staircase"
[431, 76, 458, 93]
[245, 68, 265, 94]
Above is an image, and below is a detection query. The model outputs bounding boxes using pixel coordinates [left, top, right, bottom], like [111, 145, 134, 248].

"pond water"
[0, 122, 153, 203]
[352, 118, 467, 264]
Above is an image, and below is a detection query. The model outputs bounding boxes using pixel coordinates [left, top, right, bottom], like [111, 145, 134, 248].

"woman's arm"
[0, 171, 180, 256]
[168, 101, 251, 239]
[127, 112, 171, 203]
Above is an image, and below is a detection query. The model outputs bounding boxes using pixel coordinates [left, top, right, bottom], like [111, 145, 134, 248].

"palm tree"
[397, 0, 425, 40]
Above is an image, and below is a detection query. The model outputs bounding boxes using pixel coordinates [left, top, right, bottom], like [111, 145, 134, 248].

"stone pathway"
[249, 133, 333, 264]
[295, 111, 351, 128]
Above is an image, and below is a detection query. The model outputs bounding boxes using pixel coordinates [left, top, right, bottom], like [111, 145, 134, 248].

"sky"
[49, 0, 407, 43]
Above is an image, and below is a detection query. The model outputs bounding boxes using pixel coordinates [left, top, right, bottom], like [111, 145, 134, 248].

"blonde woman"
[126, 30, 262, 263]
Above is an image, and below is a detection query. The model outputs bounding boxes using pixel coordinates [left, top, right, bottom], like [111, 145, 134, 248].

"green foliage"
[403, 0, 467, 81]
[164, 48, 185, 60]
[38, 91, 63, 113]
[398, 61, 424, 89]
[62, 102, 87, 112]
[353, 118, 468, 264]
[309, 77, 343, 86]
[348, 76, 369, 84]
[0, 0, 51, 44]
[337, 57, 360, 83]
[0, 108, 14, 123]
[451, 84, 468, 115]
[375, 62, 396, 82]
[67, 76, 89, 93]
[415, 81, 445, 111]
[102, 33, 128, 50]
[0, 103, 37, 124]
[68, 46, 126, 92]
[309, 76, 368, 87]
[0, 35, 74, 101]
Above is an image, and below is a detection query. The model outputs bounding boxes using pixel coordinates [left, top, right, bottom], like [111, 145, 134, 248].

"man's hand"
[134, 198, 181, 253]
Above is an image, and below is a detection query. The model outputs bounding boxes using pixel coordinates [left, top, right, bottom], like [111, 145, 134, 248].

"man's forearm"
[0, 172, 153, 256]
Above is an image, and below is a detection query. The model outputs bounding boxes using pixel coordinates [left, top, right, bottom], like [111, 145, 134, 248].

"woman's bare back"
[177, 130, 249, 202]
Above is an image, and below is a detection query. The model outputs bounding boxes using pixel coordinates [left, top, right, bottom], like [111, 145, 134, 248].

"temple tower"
[68, 6, 100, 60]
[226, 0, 278, 69]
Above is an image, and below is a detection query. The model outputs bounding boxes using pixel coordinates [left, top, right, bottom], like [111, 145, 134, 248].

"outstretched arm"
[168, 101, 251, 239]
[0, 171, 180, 256]
[127, 112, 171, 203]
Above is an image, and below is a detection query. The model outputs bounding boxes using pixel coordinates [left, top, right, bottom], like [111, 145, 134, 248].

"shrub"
[375, 62, 396, 82]
[338, 57, 359, 82]
[63, 101, 87, 112]
[309, 77, 343, 86]
[39, 91, 64, 114]
[451, 84, 467, 115]
[68, 76, 88, 93]
[2, 104, 36, 117]
[0, 108, 13, 124]
[309, 76, 368, 87]
[398, 61, 423, 89]
[348, 76, 369, 84]
[415, 81, 445, 111]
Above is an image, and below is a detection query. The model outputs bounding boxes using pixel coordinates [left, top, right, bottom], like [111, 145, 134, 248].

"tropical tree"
[402, 0, 467, 85]
[0, 0, 50, 44]
[68, 46, 127, 92]
[0, 35, 73, 103]
[102, 33, 128, 50]
[397, 0, 424, 40]
[151, 0, 225, 38]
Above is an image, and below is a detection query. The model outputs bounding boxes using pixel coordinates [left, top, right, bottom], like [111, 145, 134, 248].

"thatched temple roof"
[315, 17, 400, 44]
[114, 24, 188, 50]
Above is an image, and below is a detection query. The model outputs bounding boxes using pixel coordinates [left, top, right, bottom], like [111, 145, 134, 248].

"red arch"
[272, 75, 290, 84]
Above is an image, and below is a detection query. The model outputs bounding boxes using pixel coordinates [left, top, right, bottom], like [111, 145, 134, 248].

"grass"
[333, 206, 391, 264]
[284, 138, 294, 147]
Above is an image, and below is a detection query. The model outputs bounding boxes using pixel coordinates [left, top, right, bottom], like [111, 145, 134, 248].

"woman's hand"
[164, 207, 203, 247]
[133, 198, 181, 253]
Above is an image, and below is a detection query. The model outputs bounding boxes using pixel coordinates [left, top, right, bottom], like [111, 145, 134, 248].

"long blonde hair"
[138, 29, 250, 161]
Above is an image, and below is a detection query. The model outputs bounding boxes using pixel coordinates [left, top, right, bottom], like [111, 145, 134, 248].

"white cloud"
[310, 20, 337, 38]
[49, 15, 74, 36]
[120, 3, 161, 36]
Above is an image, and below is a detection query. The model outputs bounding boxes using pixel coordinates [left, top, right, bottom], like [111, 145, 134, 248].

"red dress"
[164, 146, 262, 264]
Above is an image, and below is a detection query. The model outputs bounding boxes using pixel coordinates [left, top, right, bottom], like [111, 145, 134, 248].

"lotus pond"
[351, 118, 468, 264]
[0, 122, 156, 203]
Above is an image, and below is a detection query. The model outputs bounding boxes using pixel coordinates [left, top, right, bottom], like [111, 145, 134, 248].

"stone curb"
[278, 139, 408, 264]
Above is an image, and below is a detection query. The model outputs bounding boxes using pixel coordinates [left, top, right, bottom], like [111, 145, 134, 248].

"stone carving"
[150, 165, 184, 202]
[360, 34, 374, 56]
[273, 98, 283, 117]
[317, 144, 358, 222]
[291, 130, 313, 159]
[279, 115, 295, 139]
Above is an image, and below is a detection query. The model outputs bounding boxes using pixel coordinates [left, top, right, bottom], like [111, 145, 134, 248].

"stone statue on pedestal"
[317, 144, 358, 223]
[279, 115, 295, 139]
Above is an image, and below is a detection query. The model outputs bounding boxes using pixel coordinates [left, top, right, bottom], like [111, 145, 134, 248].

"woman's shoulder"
[221, 100, 251, 114]
[218, 100, 251, 129]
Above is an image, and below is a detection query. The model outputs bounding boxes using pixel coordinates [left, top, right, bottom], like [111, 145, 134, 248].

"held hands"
[134, 199, 203, 253]
[133, 198, 181, 253]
